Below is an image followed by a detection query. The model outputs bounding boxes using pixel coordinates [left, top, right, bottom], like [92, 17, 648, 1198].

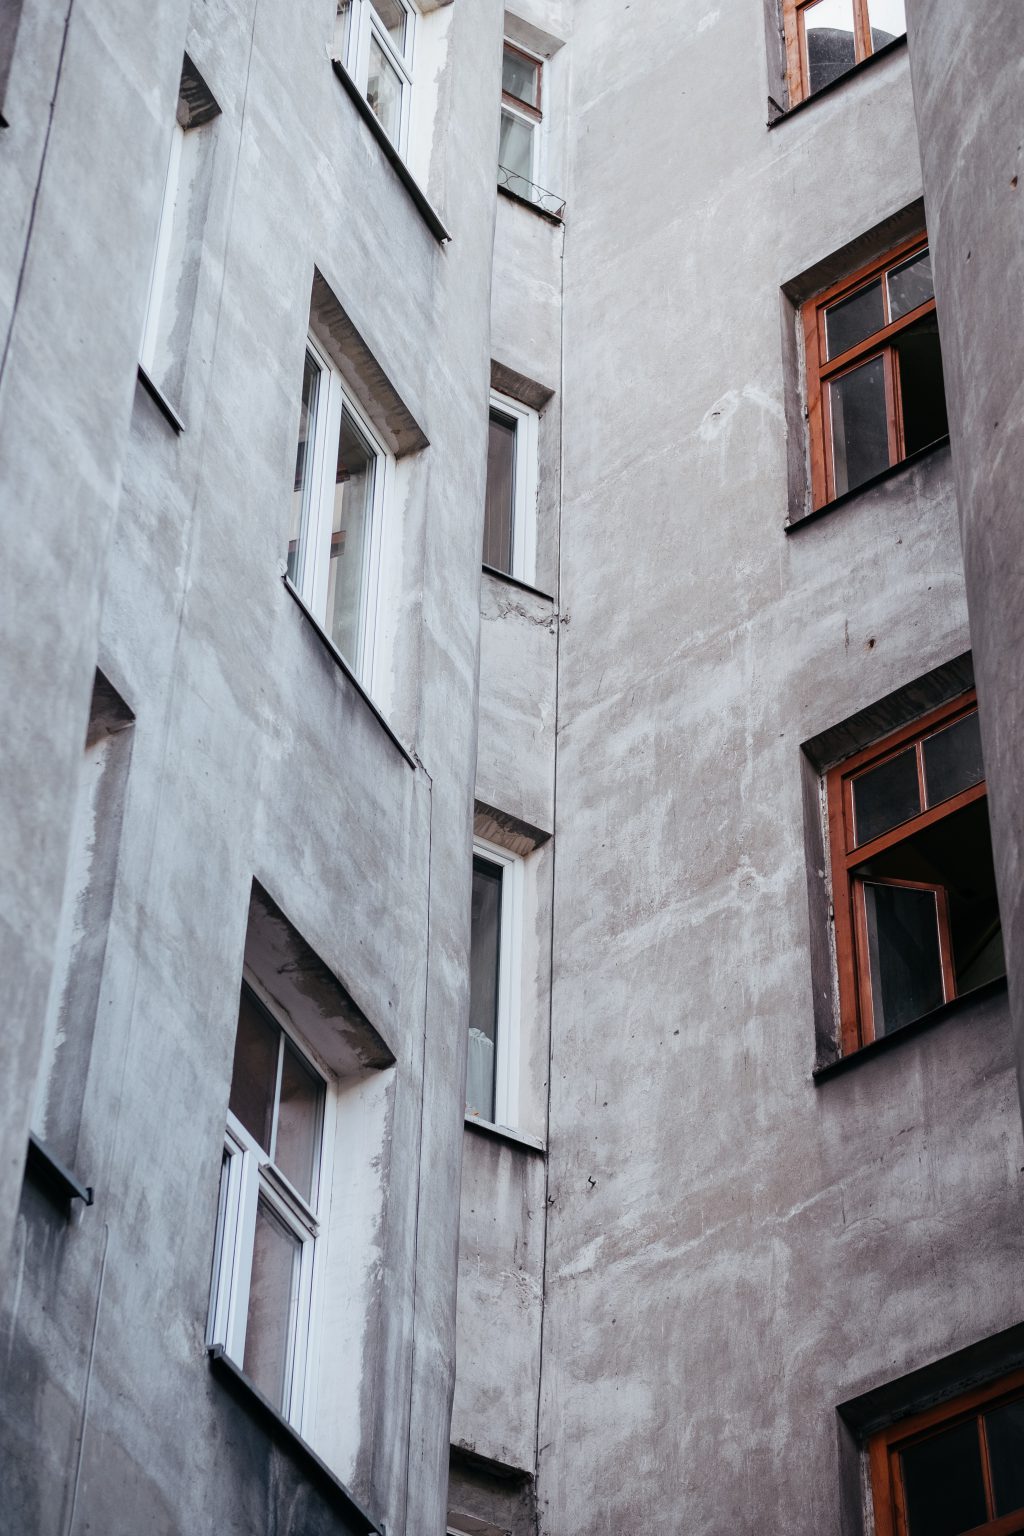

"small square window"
[335, 0, 415, 152]
[802, 235, 948, 510]
[483, 389, 539, 584]
[467, 839, 524, 1130]
[825, 691, 1004, 1055]
[783, 0, 905, 105]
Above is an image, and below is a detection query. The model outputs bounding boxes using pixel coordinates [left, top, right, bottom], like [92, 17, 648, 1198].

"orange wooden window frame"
[784, 0, 900, 105]
[802, 232, 936, 511]
[826, 689, 988, 1055]
[869, 1367, 1024, 1536]
[501, 40, 543, 121]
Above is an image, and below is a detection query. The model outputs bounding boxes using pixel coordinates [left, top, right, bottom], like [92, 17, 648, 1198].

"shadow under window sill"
[813, 974, 1008, 1083]
[25, 1132, 93, 1210]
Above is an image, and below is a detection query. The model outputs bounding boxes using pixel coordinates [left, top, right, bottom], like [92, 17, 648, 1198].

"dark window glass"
[288, 352, 321, 586]
[894, 314, 948, 457]
[887, 247, 933, 321]
[863, 881, 945, 1034]
[243, 1197, 300, 1413]
[229, 986, 279, 1152]
[900, 1420, 988, 1536]
[987, 1398, 1024, 1516]
[825, 279, 884, 359]
[830, 354, 890, 496]
[852, 746, 920, 845]
[923, 712, 984, 808]
[484, 410, 517, 573]
[804, 0, 857, 93]
[468, 857, 502, 1121]
[275, 1044, 322, 1203]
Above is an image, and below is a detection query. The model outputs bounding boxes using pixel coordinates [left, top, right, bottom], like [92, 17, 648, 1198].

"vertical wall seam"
[65, 1220, 109, 1536]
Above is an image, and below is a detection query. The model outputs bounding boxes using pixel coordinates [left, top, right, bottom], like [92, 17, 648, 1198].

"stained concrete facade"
[2, 2, 1024, 1535]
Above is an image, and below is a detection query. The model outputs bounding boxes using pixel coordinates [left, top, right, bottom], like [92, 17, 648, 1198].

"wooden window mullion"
[978, 1412, 998, 1521]
[853, 0, 873, 61]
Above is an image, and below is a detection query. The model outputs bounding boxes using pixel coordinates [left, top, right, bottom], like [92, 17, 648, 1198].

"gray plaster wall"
[904, 0, 1024, 1125]
[0, 0, 505, 1532]
[533, 1, 1024, 1531]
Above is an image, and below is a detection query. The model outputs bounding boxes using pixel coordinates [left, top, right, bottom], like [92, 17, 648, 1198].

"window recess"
[803, 235, 948, 510]
[467, 839, 524, 1132]
[334, 0, 415, 154]
[497, 38, 564, 218]
[826, 690, 1005, 1056]
[484, 389, 539, 585]
[869, 1367, 1024, 1536]
[784, 0, 906, 105]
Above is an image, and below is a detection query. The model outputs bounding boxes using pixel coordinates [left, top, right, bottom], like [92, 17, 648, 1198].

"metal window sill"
[464, 1115, 545, 1154]
[812, 975, 1008, 1083]
[767, 33, 908, 128]
[282, 575, 416, 770]
[785, 435, 951, 532]
[481, 565, 555, 604]
[208, 1347, 381, 1533]
[331, 59, 451, 245]
[496, 181, 565, 226]
[136, 364, 185, 435]
[25, 1132, 93, 1208]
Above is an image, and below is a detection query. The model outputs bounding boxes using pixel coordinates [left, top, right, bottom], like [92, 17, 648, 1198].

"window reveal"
[499, 41, 542, 189]
[483, 390, 539, 583]
[826, 693, 1004, 1054]
[784, 0, 906, 104]
[803, 237, 948, 510]
[467, 840, 523, 1129]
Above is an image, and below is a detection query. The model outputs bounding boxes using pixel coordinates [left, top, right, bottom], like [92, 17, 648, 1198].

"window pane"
[987, 1398, 1024, 1516]
[825, 280, 885, 359]
[335, 0, 353, 59]
[367, 33, 403, 143]
[275, 1043, 322, 1204]
[852, 746, 921, 845]
[829, 354, 890, 497]
[499, 109, 535, 182]
[468, 857, 502, 1122]
[242, 1198, 301, 1414]
[894, 314, 948, 457]
[371, 0, 407, 51]
[900, 1420, 988, 1536]
[863, 881, 945, 1035]
[229, 987, 279, 1153]
[484, 411, 516, 573]
[803, 0, 857, 94]
[289, 352, 321, 587]
[502, 46, 539, 109]
[923, 712, 984, 808]
[868, 0, 906, 49]
[325, 407, 376, 669]
[887, 248, 933, 321]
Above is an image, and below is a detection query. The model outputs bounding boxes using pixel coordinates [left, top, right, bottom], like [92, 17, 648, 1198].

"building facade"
[1, 2, 1023, 1535]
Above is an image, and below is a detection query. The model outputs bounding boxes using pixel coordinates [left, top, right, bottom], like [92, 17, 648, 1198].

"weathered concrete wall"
[533, 1, 1024, 1531]
[904, 0, 1024, 1126]
[0, 1, 503, 1532]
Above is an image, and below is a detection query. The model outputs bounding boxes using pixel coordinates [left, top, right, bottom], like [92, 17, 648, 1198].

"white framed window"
[499, 39, 543, 190]
[335, 0, 416, 153]
[288, 334, 389, 687]
[208, 978, 331, 1432]
[484, 389, 539, 584]
[140, 120, 185, 376]
[467, 839, 524, 1130]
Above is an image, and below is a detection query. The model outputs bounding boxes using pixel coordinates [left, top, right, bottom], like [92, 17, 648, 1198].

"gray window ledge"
[331, 60, 451, 245]
[136, 365, 185, 435]
[25, 1132, 93, 1208]
[785, 435, 951, 532]
[481, 565, 555, 604]
[283, 576, 416, 770]
[208, 1347, 381, 1534]
[464, 1115, 545, 1154]
[767, 32, 908, 128]
[812, 975, 1008, 1083]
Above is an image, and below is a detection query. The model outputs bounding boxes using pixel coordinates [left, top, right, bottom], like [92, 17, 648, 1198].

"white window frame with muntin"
[208, 975, 334, 1436]
[467, 838, 524, 1132]
[499, 39, 544, 190]
[335, 0, 416, 154]
[288, 333, 389, 690]
[484, 389, 539, 586]
[139, 119, 185, 375]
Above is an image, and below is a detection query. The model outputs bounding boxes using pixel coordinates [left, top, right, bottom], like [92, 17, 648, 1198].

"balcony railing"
[497, 164, 566, 220]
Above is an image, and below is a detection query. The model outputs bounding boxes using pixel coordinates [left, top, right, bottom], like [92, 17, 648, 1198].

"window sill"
[208, 1347, 381, 1534]
[136, 364, 185, 435]
[767, 33, 908, 128]
[496, 181, 565, 227]
[785, 435, 951, 532]
[812, 975, 1008, 1083]
[464, 1115, 545, 1154]
[25, 1132, 93, 1209]
[330, 59, 451, 245]
[282, 576, 416, 770]
[481, 565, 555, 604]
